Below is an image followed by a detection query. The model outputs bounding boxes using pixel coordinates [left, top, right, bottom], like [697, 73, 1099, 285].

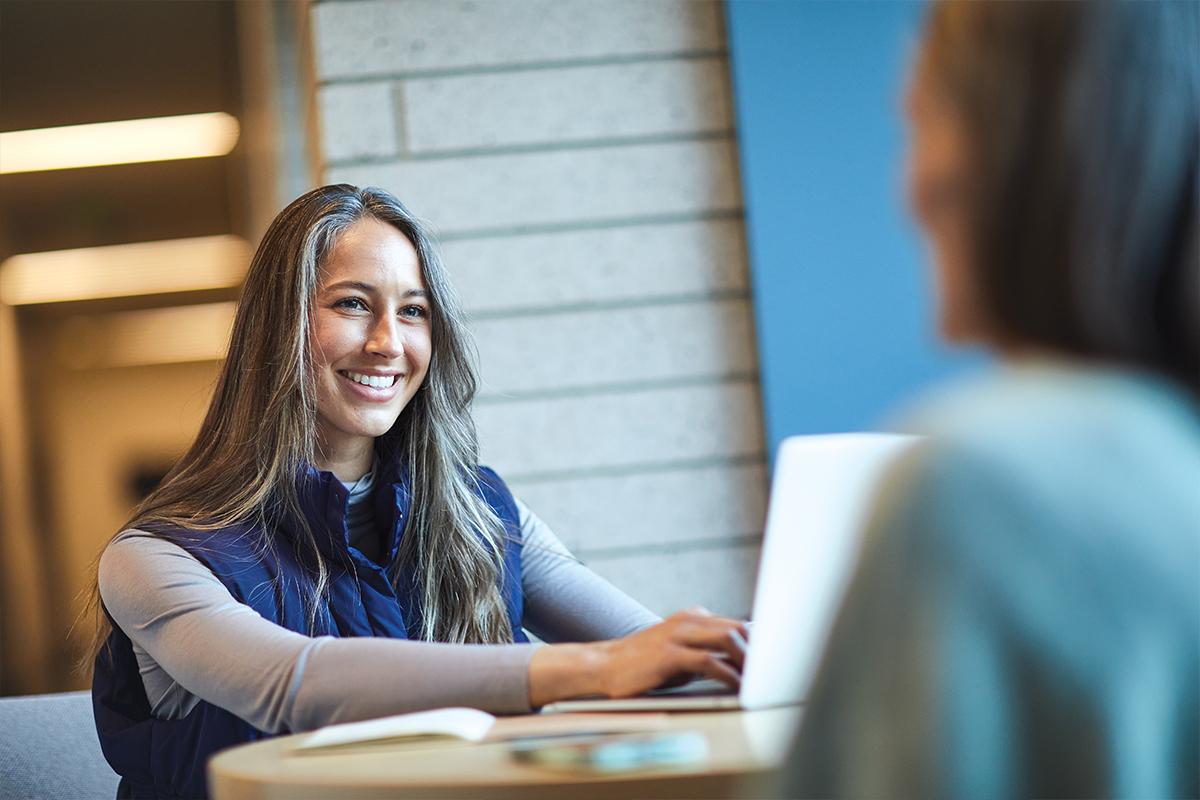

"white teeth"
[344, 371, 397, 389]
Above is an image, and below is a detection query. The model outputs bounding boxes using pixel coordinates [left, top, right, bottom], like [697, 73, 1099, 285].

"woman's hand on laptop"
[528, 608, 749, 707]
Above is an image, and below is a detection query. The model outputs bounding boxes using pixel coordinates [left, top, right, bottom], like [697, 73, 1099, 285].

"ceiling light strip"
[0, 112, 240, 174]
[0, 234, 250, 305]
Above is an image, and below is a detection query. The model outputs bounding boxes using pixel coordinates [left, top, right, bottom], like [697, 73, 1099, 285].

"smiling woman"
[81, 184, 748, 800]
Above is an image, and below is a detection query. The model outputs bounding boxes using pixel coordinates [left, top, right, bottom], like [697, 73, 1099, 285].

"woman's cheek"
[411, 330, 433, 375]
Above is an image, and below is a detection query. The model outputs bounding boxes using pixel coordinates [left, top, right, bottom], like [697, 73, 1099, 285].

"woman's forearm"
[101, 531, 540, 732]
[527, 643, 609, 707]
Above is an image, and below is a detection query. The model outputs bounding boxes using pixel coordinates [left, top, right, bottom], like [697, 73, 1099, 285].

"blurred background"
[0, 0, 968, 696]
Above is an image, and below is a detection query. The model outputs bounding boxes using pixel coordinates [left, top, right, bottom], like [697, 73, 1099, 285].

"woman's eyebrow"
[322, 280, 374, 293]
[320, 281, 428, 299]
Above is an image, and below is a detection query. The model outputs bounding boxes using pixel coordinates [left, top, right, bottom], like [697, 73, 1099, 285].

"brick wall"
[310, 0, 765, 618]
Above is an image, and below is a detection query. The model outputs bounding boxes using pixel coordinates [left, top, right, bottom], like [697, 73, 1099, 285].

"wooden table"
[209, 706, 802, 800]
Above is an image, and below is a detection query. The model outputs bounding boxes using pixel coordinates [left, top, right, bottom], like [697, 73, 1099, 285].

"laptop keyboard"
[645, 677, 737, 698]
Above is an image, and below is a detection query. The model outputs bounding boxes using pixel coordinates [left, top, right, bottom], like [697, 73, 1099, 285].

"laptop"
[543, 433, 918, 712]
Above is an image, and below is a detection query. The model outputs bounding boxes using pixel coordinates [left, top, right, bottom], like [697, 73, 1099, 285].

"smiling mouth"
[339, 370, 400, 389]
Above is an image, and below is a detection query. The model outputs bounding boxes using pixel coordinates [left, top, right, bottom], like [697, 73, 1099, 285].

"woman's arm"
[101, 528, 749, 731]
[514, 498, 749, 704]
[99, 532, 537, 734]
[516, 497, 660, 642]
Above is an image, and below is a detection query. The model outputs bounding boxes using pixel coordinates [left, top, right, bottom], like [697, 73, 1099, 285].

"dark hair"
[921, 1, 1199, 393]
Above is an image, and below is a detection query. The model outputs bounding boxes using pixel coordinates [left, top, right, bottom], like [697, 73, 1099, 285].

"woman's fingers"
[667, 618, 749, 670]
[671, 608, 750, 642]
[592, 611, 755, 698]
[674, 646, 742, 688]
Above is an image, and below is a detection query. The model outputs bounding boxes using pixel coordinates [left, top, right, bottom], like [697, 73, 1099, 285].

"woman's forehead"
[320, 218, 424, 289]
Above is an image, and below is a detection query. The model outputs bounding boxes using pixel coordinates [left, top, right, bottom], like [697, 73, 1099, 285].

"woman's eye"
[401, 304, 428, 319]
[334, 297, 369, 312]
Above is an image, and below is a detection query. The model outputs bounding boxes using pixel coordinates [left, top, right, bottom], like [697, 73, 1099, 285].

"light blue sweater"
[786, 361, 1200, 799]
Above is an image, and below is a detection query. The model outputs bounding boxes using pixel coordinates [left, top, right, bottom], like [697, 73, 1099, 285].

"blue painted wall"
[726, 1, 979, 462]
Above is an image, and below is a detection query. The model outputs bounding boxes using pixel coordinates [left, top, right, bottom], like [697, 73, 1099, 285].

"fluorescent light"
[0, 235, 250, 305]
[0, 112, 240, 174]
[58, 302, 237, 369]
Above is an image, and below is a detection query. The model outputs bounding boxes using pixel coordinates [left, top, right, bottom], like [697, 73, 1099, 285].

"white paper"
[296, 707, 496, 751]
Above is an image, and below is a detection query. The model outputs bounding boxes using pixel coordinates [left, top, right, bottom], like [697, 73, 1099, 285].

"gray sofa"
[0, 690, 118, 800]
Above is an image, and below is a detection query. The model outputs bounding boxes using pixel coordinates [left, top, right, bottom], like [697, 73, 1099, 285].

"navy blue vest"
[92, 463, 527, 799]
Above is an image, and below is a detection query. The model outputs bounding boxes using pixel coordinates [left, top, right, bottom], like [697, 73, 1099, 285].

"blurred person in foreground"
[786, 2, 1198, 798]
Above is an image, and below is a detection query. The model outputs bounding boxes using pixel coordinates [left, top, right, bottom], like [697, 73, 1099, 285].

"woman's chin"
[317, 413, 404, 449]
[355, 418, 402, 439]
[937, 308, 990, 347]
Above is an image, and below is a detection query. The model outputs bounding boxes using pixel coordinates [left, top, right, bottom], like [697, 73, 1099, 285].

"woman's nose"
[365, 316, 404, 359]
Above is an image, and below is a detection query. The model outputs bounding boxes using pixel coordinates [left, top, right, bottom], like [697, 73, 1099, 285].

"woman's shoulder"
[878, 362, 1200, 595]
[101, 528, 222, 574]
[98, 529, 226, 620]
[105, 527, 200, 560]
[474, 465, 517, 506]
[99, 524, 263, 595]
[479, 467, 527, 534]
[900, 360, 1200, 470]
[475, 464, 507, 486]
[892, 370, 1200, 520]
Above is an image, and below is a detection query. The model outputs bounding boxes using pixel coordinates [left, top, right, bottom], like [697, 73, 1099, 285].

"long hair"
[81, 184, 513, 673]
[919, 1, 1199, 394]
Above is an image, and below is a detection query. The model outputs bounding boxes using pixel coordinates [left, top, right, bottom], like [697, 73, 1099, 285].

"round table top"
[209, 706, 802, 800]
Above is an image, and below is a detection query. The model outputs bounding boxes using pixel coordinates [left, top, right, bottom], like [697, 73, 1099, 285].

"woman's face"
[311, 216, 432, 460]
[905, 70, 987, 344]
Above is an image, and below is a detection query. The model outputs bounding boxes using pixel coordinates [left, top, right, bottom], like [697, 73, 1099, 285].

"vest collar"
[291, 456, 412, 563]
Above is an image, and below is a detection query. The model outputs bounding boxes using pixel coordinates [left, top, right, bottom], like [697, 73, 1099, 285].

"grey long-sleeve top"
[98, 497, 659, 735]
